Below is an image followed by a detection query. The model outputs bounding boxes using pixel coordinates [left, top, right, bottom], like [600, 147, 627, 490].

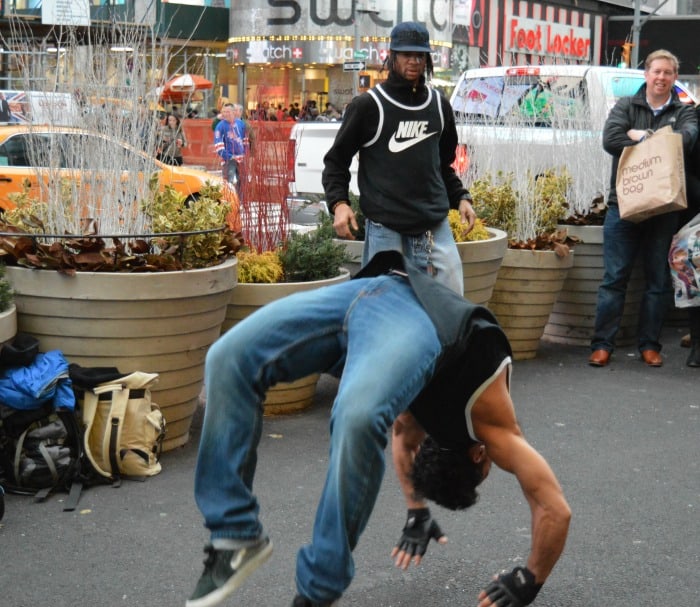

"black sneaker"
[186, 537, 273, 607]
[291, 595, 338, 607]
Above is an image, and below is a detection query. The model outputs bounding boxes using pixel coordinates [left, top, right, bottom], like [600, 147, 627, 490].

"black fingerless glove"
[483, 566, 542, 606]
[395, 507, 443, 557]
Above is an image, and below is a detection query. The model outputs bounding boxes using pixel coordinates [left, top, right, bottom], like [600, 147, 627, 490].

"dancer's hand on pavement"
[477, 567, 542, 607]
[391, 508, 447, 569]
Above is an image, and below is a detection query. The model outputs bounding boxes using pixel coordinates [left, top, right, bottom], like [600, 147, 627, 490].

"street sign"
[353, 50, 368, 59]
[343, 61, 366, 72]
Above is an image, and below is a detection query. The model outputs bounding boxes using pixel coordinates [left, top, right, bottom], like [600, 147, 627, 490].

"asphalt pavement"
[0, 324, 697, 607]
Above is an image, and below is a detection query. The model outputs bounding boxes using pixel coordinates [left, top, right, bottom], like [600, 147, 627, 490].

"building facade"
[0, 1, 229, 114]
[4, 1, 692, 117]
[226, 0, 640, 113]
[227, 1, 455, 113]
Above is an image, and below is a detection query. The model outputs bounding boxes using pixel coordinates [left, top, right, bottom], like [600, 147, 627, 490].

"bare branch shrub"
[453, 70, 610, 240]
[0, 19, 173, 235]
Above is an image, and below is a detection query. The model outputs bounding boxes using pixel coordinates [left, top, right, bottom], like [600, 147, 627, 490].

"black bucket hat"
[390, 21, 431, 52]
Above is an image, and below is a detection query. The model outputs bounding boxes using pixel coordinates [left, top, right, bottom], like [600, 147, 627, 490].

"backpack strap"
[60, 410, 85, 511]
[81, 389, 113, 479]
[99, 383, 130, 483]
[63, 479, 83, 511]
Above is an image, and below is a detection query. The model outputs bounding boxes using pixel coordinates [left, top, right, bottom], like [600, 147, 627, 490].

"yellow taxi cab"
[0, 125, 239, 228]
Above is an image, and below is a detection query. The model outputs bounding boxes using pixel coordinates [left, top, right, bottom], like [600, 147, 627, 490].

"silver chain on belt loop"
[426, 230, 436, 277]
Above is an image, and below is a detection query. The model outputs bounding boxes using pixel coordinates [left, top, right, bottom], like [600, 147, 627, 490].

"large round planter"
[0, 304, 17, 345]
[223, 270, 351, 415]
[6, 258, 238, 451]
[542, 225, 644, 346]
[489, 248, 575, 360]
[458, 227, 508, 306]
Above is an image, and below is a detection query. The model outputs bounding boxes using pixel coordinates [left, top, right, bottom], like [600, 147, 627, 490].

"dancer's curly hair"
[411, 436, 483, 511]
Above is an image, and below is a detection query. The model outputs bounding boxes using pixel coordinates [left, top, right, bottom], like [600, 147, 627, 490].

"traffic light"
[621, 42, 634, 68]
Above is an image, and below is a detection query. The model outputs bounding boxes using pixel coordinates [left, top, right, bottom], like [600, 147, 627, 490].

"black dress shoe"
[687, 341, 700, 367]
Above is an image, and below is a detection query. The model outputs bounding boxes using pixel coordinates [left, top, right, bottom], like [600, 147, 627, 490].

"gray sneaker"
[186, 537, 273, 607]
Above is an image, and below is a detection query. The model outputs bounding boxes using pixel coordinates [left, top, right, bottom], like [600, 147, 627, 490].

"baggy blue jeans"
[591, 203, 677, 353]
[362, 217, 464, 295]
[194, 275, 442, 603]
[222, 158, 239, 185]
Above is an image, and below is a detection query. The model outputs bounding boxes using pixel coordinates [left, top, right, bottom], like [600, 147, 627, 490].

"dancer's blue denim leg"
[194, 279, 374, 542]
[637, 211, 677, 352]
[591, 205, 641, 352]
[363, 219, 463, 294]
[295, 276, 442, 603]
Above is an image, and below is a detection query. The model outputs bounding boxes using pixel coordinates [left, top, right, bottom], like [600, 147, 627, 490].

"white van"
[450, 65, 697, 214]
[0, 90, 81, 126]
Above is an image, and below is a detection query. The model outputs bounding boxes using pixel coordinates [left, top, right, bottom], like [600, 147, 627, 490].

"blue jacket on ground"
[0, 350, 75, 411]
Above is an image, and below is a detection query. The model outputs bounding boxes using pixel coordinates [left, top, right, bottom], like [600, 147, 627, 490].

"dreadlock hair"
[384, 51, 434, 80]
[411, 435, 483, 511]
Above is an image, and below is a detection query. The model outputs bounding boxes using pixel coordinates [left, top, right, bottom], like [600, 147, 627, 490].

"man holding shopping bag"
[589, 49, 697, 368]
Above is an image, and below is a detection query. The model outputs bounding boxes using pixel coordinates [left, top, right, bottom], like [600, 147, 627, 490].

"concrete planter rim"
[5, 257, 238, 301]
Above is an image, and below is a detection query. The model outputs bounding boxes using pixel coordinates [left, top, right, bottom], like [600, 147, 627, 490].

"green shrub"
[279, 222, 350, 282]
[237, 250, 284, 284]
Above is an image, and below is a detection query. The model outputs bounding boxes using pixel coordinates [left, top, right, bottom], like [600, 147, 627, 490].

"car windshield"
[0, 131, 158, 173]
[61, 133, 157, 172]
[452, 74, 590, 128]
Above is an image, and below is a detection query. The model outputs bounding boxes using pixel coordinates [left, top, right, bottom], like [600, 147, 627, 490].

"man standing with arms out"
[186, 251, 570, 607]
[214, 103, 246, 188]
[323, 21, 476, 294]
[589, 49, 697, 367]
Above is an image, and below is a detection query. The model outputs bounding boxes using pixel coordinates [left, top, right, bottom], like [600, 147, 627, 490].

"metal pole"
[631, 0, 641, 69]
[353, 0, 359, 98]
[631, 0, 669, 69]
[238, 65, 247, 110]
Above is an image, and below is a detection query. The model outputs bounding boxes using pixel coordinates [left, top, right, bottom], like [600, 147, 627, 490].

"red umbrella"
[160, 74, 213, 102]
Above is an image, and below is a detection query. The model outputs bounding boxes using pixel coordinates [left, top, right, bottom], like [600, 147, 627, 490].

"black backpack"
[0, 333, 88, 510]
[0, 401, 83, 506]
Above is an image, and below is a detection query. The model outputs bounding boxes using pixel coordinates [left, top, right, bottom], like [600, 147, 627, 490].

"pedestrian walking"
[214, 103, 247, 189]
[158, 113, 186, 166]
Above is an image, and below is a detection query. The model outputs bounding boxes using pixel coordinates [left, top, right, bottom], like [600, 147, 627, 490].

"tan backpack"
[81, 372, 166, 480]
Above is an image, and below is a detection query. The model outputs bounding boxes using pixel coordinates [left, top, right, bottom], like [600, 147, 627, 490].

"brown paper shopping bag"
[616, 125, 687, 223]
